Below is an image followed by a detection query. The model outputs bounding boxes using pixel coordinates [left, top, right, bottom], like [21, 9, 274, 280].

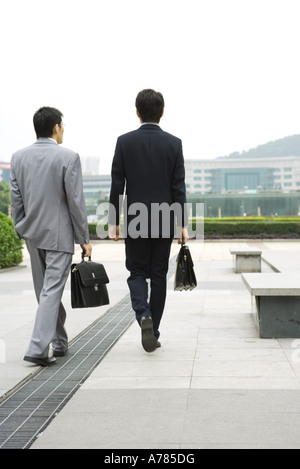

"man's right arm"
[64, 153, 91, 256]
[172, 141, 189, 243]
[81, 242, 93, 258]
[109, 139, 125, 240]
[10, 155, 25, 235]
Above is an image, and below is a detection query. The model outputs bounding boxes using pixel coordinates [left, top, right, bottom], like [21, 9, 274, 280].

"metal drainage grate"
[0, 294, 134, 449]
[0, 254, 178, 450]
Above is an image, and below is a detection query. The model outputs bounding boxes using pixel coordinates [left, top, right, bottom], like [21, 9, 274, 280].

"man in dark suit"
[109, 89, 188, 353]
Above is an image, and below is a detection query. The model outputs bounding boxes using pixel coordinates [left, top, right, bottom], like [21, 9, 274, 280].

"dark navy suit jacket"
[109, 124, 187, 238]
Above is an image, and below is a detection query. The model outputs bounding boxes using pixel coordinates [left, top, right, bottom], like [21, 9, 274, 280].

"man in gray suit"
[10, 107, 92, 366]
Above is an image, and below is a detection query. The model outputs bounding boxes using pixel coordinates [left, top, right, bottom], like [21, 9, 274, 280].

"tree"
[0, 182, 11, 216]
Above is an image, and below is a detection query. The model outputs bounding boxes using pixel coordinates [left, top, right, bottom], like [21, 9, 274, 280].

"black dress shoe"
[24, 356, 57, 367]
[140, 317, 157, 353]
[156, 341, 161, 348]
[53, 349, 68, 357]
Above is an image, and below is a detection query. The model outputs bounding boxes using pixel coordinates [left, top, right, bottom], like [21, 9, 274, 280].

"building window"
[284, 168, 292, 172]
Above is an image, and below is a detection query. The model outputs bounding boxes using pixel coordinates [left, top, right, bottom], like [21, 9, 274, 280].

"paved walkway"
[1, 240, 300, 449]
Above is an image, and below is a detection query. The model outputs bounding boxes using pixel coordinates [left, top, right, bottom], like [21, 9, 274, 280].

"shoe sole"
[141, 317, 157, 353]
[24, 356, 57, 367]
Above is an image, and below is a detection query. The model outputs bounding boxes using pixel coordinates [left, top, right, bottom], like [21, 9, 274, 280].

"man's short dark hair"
[33, 107, 63, 139]
[135, 89, 165, 123]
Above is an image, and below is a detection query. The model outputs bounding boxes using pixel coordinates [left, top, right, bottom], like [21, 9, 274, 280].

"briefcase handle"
[81, 252, 92, 262]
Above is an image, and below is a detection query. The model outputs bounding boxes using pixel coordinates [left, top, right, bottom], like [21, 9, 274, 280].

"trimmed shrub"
[205, 217, 300, 223]
[204, 221, 300, 238]
[0, 212, 23, 269]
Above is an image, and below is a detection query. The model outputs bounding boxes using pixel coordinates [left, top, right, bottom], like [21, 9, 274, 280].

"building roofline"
[185, 156, 300, 164]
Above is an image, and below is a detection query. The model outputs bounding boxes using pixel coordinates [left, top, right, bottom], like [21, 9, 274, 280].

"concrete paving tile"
[194, 356, 296, 376]
[278, 338, 300, 349]
[191, 376, 300, 390]
[196, 348, 287, 361]
[187, 389, 300, 413]
[34, 410, 186, 449]
[61, 389, 190, 414]
[0, 360, 35, 393]
[192, 359, 297, 379]
[197, 328, 258, 338]
[105, 338, 198, 362]
[86, 360, 194, 379]
[289, 364, 300, 378]
[197, 337, 281, 349]
[204, 294, 251, 303]
[199, 314, 254, 329]
[162, 325, 201, 338]
[203, 300, 251, 308]
[81, 377, 192, 390]
[181, 409, 300, 448]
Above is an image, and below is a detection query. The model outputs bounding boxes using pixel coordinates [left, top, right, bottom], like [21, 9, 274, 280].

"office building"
[83, 174, 111, 207]
[185, 156, 300, 194]
[0, 163, 11, 183]
[81, 156, 101, 175]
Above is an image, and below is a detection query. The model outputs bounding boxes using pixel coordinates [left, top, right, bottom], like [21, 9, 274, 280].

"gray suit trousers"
[25, 240, 72, 358]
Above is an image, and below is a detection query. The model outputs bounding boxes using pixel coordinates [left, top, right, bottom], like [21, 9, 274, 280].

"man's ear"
[52, 124, 59, 136]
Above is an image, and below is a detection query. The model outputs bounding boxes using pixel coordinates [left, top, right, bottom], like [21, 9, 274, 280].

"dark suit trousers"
[125, 237, 173, 338]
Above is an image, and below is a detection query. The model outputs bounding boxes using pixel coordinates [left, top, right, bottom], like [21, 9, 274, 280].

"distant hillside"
[219, 134, 300, 159]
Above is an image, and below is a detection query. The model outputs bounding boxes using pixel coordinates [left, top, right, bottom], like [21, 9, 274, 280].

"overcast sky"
[1, 0, 300, 174]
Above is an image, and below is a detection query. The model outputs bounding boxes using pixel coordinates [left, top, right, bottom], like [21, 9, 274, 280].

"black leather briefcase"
[71, 256, 110, 308]
[174, 244, 197, 292]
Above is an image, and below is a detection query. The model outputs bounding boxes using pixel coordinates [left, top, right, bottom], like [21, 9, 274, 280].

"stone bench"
[242, 273, 300, 338]
[230, 249, 262, 273]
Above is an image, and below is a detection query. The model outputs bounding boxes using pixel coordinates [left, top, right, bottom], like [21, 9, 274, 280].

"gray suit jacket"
[10, 138, 90, 254]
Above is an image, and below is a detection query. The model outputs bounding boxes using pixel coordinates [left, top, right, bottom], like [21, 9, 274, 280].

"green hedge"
[205, 217, 300, 223]
[0, 212, 23, 269]
[204, 221, 300, 237]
